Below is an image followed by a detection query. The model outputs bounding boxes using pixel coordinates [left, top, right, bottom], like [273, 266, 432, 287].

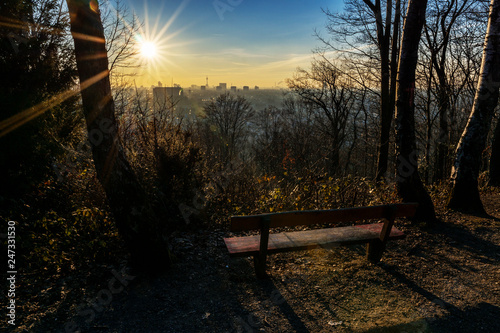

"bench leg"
[254, 255, 268, 279]
[366, 240, 385, 263]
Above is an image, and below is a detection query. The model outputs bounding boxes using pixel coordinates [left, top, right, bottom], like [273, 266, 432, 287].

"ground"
[5, 192, 500, 333]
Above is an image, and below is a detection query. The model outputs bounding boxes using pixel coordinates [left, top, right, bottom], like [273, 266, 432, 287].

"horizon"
[119, 0, 343, 87]
[131, 82, 290, 89]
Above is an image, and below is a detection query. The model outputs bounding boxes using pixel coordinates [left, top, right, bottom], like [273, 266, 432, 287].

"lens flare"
[140, 41, 157, 59]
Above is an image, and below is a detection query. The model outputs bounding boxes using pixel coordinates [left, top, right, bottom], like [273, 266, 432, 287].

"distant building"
[219, 83, 227, 90]
[231, 86, 237, 92]
[158, 81, 163, 87]
[201, 85, 206, 91]
[153, 86, 183, 111]
[167, 86, 183, 96]
[243, 86, 249, 91]
[216, 86, 222, 91]
[255, 86, 259, 90]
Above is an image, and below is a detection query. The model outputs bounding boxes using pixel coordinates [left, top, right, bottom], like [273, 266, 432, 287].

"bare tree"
[395, 0, 437, 222]
[252, 105, 289, 174]
[448, 0, 500, 213]
[287, 59, 357, 176]
[422, 0, 475, 181]
[321, 0, 402, 180]
[101, 0, 141, 74]
[252, 97, 330, 177]
[201, 92, 255, 164]
[66, 0, 170, 269]
[489, 115, 500, 185]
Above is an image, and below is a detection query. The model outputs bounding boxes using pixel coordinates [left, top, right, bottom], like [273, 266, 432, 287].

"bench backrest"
[230, 203, 418, 232]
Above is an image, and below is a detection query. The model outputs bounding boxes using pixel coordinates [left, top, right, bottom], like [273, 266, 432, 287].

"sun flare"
[140, 41, 157, 59]
[127, 0, 193, 83]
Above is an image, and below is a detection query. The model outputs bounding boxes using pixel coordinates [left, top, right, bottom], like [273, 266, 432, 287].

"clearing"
[7, 192, 500, 333]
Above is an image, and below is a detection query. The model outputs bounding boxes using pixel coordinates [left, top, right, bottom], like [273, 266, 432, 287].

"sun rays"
[0, 0, 194, 137]
[139, 40, 157, 59]
[131, 0, 193, 74]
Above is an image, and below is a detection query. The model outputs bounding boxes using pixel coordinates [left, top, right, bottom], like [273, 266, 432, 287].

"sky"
[114, 0, 344, 88]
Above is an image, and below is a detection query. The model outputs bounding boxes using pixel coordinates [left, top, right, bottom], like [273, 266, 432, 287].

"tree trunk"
[448, 0, 500, 212]
[434, 83, 450, 182]
[489, 118, 500, 186]
[395, 0, 437, 222]
[376, 48, 392, 181]
[423, 61, 433, 183]
[66, 0, 171, 270]
[375, 0, 398, 181]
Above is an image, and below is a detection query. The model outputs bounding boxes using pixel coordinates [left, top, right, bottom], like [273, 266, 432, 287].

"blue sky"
[119, 0, 344, 87]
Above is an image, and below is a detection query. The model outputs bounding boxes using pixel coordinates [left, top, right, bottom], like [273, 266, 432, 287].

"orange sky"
[119, 0, 343, 88]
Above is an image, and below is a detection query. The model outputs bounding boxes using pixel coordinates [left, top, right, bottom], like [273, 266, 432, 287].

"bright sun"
[140, 41, 157, 59]
[130, 0, 190, 76]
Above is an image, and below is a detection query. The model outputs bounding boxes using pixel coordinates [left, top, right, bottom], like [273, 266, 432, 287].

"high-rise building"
[219, 83, 227, 90]
[231, 86, 237, 92]
[243, 86, 249, 91]
[153, 86, 183, 111]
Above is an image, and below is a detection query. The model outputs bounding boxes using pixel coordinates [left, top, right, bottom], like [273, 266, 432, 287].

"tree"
[422, 0, 475, 181]
[395, 0, 437, 222]
[0, 0, 79, 197]
[287, 59, 357, 176]
[252, 98, 328, 177]
[322, 0, 402, 180]
[252, 105, 289, 174]
[414, 1, 487, 184]
[489, 117, 500, 185]
[66, 0, 170, 270]
[448, 0, 500, 213]
[101, 0, 140, 74]
[201, 92, 255, 164]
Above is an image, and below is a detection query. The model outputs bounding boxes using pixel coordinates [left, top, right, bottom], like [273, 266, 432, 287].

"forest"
[1, 0, 499, 332]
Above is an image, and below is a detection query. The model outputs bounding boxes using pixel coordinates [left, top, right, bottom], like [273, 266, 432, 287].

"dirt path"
[10, 193, 500, 333]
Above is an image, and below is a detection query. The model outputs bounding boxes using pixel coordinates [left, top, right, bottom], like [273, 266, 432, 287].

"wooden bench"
[224, 203, 417, 278]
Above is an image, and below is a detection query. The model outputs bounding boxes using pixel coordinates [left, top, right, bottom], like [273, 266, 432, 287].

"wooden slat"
[224, 223, 406, 257]
[230, 203, 418, 232]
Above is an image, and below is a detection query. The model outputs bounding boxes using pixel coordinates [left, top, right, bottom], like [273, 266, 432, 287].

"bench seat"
[224, 203, 417, 278]
[224, 223, 406, 257]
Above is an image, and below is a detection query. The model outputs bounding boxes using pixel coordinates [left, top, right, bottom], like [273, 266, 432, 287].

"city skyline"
[149, 80, 266, 90]
[121, 0, 343, 87]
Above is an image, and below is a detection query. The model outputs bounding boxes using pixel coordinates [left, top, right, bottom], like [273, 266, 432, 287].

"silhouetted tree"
[322, 0, 402, 180]
[489, 117, 500, 186]
[0, 0, 78, 198]
[395, 0, 437, 222]
[101, 0, 140, 73]
[422, 0, 475, 181]
[66, 0, 170, 270]
[201, 92, 255, 164]
[287, 60, 356, 176]
[448, 0, 500, 213]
